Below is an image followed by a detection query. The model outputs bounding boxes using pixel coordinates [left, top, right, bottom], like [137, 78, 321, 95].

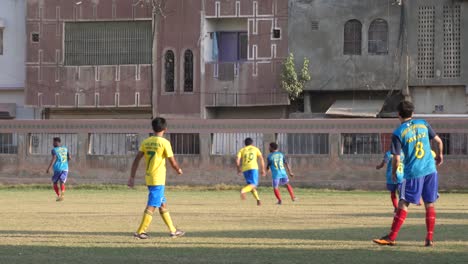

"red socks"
[285, 184, 295, 200]
[426, 207, 436, 241]
[391, 192, 398, 209]
[61, 184, 66, 193]
[273, 188, 282, 201]
[53, 184, 60, 196]
[389, 209, 407, 241]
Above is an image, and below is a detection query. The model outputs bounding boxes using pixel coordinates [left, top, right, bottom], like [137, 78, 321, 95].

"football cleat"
[277, 200, 282, 205]
[257, 200, 262, 206]
[425, 239, 434, 247]
[170, 230, 185, 238]
[292, 197, 298, 202]
[373, 235, 396, 246]
[133, 232, 149, 239]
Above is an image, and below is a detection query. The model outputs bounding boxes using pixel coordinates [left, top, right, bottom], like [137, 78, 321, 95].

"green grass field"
[0, 187, 467, 264]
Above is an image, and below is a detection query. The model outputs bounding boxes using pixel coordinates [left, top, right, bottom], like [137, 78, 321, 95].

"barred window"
[211, 133, 264, 155]
[184, 50, 194, 92]
[341, 133, 382, 155]
[368, 19, 388, 55]
[64, 21, 152, 65]
[165, 133, 200, 155]
[165, 50, 175, 92]
[344, 19, 362, 55]
[277, 133, 329, 155]
[88, 133, 139, 155]
[433, 133, 468, 156]
[0, 133, 18, 154]
[30, 133, 77, 155]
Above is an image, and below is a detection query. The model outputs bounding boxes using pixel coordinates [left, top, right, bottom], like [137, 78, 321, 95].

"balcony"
[205, 91, 289, 107]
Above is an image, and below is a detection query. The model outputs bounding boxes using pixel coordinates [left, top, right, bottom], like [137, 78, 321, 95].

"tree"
[281, 53, 311, 102]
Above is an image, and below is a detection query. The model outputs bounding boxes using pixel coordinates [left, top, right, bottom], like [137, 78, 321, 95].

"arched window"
[184, 50, 194, 92]
[368, 19, 388, 55]
[344, 19, 362, 55]
[164, 50, 175, 92]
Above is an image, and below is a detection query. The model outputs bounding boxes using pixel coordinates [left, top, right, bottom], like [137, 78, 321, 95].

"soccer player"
[128, 117, 185, 239]
[236, 138, 266, 206]
[46, 137, 70, 202]
[373, 101, 443, 247]
[375, 151, 404, 211]
[266, 142, 297, 205]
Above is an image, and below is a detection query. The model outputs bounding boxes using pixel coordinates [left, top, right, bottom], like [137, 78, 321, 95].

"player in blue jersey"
[373, 101, 443, 247]
[376, 151, 405, 211]
[266, 143, 296, 205]
[46, 137, 71, 202]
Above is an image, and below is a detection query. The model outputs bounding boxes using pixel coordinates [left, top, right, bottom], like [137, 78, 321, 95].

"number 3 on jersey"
[415, 142, 425, 159]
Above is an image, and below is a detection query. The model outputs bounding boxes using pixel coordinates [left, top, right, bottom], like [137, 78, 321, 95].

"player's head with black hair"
[269, 142, 279, 152]
[53, 137, 61, 147]
[397, 100, 415, 119]
[244, 138, 253, 146]
[152, 117, 167, 133]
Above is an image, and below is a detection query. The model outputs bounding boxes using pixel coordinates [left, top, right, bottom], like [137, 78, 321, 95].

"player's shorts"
[399, 172, 439, 205]
[147, 185, 167, 207]
[386, 183, 400, 192]
[272, 177, 289, 188]
[52, 171, 68, 184]
[243, 169, 259, 186]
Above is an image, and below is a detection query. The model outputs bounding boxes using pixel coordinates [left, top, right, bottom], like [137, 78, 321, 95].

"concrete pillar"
[263, 133, 276, 152]
[199, 133, 211, 165]
[329, 133, 340, 161]
[76, 133, 88, 165]
[16, 132, 27, 168]
[304, 92, 312, 113]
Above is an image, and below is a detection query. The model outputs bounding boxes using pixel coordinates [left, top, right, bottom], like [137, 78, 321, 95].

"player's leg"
[272, 179, 282, 204]
[58, 171, 68, 201]
[422, 172, 439, 247]
[248, 170, 261, 205]
[241, 170, 255, 200]
[159, 203, 185, 238]
[51, 172, 60, 198]
[282, 178, 296, 201]
[387, 184, 398, 210]
[134, 186, 159, 239]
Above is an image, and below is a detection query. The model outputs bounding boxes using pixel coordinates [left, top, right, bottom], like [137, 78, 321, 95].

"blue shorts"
[52, 171, 68, 184]
[399, 172, 439, 205]
[386, 183, 400, 192]
[272, 178, 289, 188]
[147, 185, 167, 207]
[243, 169, 259, 186]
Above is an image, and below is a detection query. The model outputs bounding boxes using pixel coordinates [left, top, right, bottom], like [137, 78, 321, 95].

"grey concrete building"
[289, 0, 468, 117]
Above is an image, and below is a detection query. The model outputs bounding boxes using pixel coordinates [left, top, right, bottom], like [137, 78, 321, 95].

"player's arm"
[428, 124, 444, 166]
[236, 151, 242, 175]
[284, 156, 294, 178]
[376, 159, 385, 170]
[46, 154, 56, 174]
[128, 151, 144, 188]
[258, 154, 266, 177]
[168, 156, 183, 175]
[67, 152, 72, 162]
[390, 135, 402, 183]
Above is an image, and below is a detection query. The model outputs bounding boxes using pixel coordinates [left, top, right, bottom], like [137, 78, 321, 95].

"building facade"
[24, 0, 289, 119]
[289, 0, 468, 117]
[0, 0, 38, 120]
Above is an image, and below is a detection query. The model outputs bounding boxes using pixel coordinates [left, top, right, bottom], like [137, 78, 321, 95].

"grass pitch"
[0, 187, 467, 264]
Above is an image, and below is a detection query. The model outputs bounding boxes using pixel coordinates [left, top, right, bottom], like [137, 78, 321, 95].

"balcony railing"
[205, 91, 289, 107]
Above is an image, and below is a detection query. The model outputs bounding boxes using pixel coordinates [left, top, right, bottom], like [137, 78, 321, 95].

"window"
[88, 133, 139, 155]
[166, 133, 200, 155]
[277, 133, 329, 155]
[0, 28, 3, 55]
[273, 29, 281, 39]
[218, 32, 248, 62]
[184, 50, 194, 92]
[344, 20, 362, 55]
[165, 50, 175, 93]
[432, 133, 468, 156]
[368, 19, 388, 55]
[30, 133, 77, 155]
[64, 21, 152, 65]
[211, 133, 263, 155]
[342, 133, 381, 155]
[0, 133, 18, 154]
[31, 32, 40, 43]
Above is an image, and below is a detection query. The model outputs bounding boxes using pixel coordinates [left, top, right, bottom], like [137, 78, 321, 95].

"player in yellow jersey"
[127, 117, 185, 239]
[236, 138, 266, 206]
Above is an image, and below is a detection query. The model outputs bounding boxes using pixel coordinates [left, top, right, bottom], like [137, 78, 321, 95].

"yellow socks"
[160, 209, 177, 233]
[137, 209, 153, 234]
[241, 185, 254, 194]
[251, 189, 260, 201]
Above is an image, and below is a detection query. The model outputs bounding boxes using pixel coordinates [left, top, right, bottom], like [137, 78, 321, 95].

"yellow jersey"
[237, 146, 262, 172]
[139, 136, 174, 186]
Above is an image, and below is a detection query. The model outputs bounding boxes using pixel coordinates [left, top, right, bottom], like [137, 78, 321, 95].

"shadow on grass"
[341, 212, 468, 220]
[1, 224, 467, 242]
[0, 244, 467, 264]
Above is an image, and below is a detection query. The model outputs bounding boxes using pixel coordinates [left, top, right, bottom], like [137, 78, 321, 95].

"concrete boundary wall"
[0, 119, 467, 190]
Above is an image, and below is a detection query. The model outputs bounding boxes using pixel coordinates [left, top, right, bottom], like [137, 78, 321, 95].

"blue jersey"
[391, 119, 437, 180]
[52, 146, 69, 172]
[267, 152, 288, 179]
[384, 151, 404, 184]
